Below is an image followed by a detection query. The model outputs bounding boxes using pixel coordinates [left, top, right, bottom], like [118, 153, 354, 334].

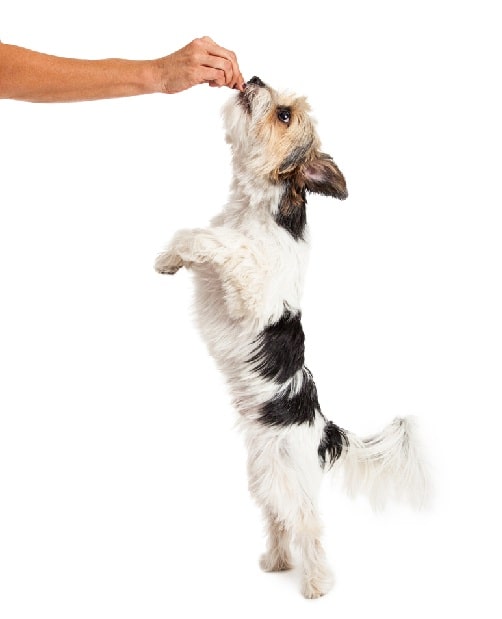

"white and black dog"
[155, 77, 429, 598]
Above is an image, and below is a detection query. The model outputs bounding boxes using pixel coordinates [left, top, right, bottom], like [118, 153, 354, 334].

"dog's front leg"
[154, 228, 227, 275]
[156, 228, 269, 322]
[218, 251, 270, 321]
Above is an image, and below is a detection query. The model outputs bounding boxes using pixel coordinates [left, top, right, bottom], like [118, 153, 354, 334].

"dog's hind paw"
[301, 570, 334, 599]
[259, 551, 293, 572]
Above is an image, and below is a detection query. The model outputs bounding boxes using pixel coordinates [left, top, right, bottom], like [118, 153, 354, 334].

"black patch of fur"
[249, 310, 305, 383]
[259, 368, 320, 427]
[318, 421, 349, 468]
[275, 183, 307, 241]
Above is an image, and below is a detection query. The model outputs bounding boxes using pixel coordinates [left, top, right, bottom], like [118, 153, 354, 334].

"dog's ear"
[302, 153, 348, 200]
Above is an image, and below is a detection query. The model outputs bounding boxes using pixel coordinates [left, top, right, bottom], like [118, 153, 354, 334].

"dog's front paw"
[154, 251, 184, 275]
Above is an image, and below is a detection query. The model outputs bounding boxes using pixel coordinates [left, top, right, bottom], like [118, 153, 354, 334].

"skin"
[0, 36, 245, 103]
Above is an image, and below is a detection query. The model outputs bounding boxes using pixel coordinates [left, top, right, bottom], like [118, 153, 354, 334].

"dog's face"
[223, 76, 348, 202]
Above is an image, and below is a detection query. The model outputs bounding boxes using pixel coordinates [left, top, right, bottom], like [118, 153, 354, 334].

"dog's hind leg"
[247, 424, 334, 598]
[294, 506, 334, 599]
[264, 488, 333, 598]
[259, 508, 293, 572]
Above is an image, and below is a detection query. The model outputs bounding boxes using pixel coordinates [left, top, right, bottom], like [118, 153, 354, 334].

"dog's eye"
[277, 109, 291, 124]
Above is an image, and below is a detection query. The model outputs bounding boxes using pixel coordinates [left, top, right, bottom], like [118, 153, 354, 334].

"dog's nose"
[247, 76, 266, 88]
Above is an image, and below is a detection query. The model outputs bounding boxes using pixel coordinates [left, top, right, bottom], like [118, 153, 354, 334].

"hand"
[153, 36, 245, 94]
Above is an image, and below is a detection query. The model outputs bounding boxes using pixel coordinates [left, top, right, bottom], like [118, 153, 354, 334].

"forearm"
[0, 44, 157, 102]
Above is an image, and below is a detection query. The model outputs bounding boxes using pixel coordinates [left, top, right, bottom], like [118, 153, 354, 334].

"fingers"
[155, 37, 245, 95]
[197, 36, 245, 91]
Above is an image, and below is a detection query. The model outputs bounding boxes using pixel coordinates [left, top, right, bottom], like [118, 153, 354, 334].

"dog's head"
[223, 76, 348, 204]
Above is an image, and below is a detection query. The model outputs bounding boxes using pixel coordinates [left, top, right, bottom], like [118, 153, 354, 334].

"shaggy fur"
[155, 76, 429, 598]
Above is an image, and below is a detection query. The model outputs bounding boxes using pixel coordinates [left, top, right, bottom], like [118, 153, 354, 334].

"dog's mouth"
[239, 76, 267, 114]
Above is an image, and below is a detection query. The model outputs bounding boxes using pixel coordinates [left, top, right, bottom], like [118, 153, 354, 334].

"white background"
[1, 1, 501, 617]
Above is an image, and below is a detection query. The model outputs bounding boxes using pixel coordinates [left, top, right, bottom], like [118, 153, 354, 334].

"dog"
[155, 76, 429, 598]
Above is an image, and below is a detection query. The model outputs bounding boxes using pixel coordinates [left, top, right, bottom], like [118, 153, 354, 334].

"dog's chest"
[194, 226, 309, 336]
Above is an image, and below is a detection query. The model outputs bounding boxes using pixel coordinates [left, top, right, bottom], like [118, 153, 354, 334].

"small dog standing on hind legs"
[155, 76, 429, 599]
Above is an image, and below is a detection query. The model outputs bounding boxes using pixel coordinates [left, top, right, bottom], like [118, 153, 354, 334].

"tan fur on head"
[256, 94, 319, 179]
[224, 78, 347, 202]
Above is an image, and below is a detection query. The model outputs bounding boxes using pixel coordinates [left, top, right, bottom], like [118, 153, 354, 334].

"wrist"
[141, 59, 163, 95]
[137, 60, 157, 95]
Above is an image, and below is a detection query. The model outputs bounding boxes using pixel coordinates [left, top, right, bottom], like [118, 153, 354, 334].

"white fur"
[342, 416, 430, 511]
[155, 80, 430, 598]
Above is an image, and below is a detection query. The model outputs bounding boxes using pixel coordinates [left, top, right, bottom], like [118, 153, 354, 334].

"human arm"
[0, 36, 244, 103]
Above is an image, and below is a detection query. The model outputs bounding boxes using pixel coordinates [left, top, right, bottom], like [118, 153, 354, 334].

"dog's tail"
[320, 416, 430, 510]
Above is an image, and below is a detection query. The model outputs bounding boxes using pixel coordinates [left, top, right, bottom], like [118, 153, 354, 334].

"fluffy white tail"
[337, 416, 430, 510]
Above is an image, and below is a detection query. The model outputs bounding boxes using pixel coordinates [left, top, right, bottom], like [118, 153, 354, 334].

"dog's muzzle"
[239, 76, 267, 113]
